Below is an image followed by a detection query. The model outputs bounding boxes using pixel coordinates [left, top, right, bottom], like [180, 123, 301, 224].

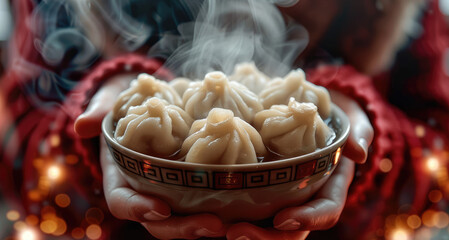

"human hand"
[330, 90, 374, 164]
[226, 91, 371, 239]
[226, 157, 355, 240]
[75, 74, 226, 239]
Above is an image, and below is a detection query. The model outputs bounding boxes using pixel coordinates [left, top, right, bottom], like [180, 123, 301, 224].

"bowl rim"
[102, 103, 350, 170]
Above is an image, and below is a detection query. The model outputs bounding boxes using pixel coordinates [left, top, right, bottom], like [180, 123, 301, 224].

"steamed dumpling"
[113, 73, 182, 121]
[259, 69, 331, 119]
[169, 77, 197, 97]
[115, 97, 193, 157]
[180, 108, 266, 164]
[183, 71, 263, 123]
[254, 98, 335, 157]
[229, 62, 270, 94]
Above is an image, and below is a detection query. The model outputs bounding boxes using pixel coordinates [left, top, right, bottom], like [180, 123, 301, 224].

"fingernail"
[194, 228, 218, 237]
[358, 138, 368, 161]
[235, 236, 251, 240]
[143, 210, 170, 221]
[275, 219, 301, 230]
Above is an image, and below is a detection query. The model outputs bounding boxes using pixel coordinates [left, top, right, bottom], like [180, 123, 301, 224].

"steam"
[17, 0, 307, 111]
[149, 0, 308, 79]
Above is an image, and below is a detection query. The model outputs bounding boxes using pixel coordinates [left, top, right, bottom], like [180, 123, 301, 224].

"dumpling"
[113, 73, 182, 121]
[180, 108, 266, 164]
[259, 69, 331, 119]
[229, 62, 270, 94]
[115, 97, 193, 158]
[183, 71, 263, 123]
[253, 98, 335, 157]
[169, 77, 197, 97]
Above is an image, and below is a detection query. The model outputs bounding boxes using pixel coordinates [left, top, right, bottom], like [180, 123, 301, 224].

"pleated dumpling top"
[115, 97, 193, 158]
[180, 108, 266, 164]
[183, 71, 263, 123]
[254, 98, 335, 157]
[113, 73, 182, 121]
[259, 69, 331, 119]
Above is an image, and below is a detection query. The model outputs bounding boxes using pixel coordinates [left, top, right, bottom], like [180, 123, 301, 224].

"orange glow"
[33, 158, 44, 169]
[40, 206, 56, 216]
[426, 157, 440, 172]
[334, 148, 342, 165]
[379, 158, 393, 173]
[52, 218, 67, 236]
[406, 215, 421, 229]
[390, 229, 410, 240]
[18, 227, 39, 240]
[40, 219, 57, 234]
[65, 155, 79, 165]
[47, 165, 62, 180]
[428, 190, 443, 203]
[25, 215, 39, 226]
[28, 190, 42, 202]
[14, 221, 27, 231]
[49, 134, 60, 147]
[72, 227, 85, 239]
[86, 224, 102, 240]
[55, 194, 71, 208]
[6, 210, 20, 221]
[422, 210, 437, 227]
[435, 211, 449, 229]
[415, 125, 425, 137]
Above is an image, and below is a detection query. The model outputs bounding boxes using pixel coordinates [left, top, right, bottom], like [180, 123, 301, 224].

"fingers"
[330, 90, 374, 163]
[273, 157, 355, 231]
[142, 214, 227, 239]
[226, 222, 309, 240]
[74, 74, 135, 138]
[100, 137, 171, 222]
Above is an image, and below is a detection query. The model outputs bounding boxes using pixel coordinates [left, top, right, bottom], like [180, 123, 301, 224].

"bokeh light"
[390, 228, 410, 240]
[406, 215, 421, 229]
[71, 227, 85, 239]
[435, 211, 449, 229]
[18, 227, 39, 240]
[55, 194, 71, 208]
[422, 210, 437, 227]
[426, 157, 440, 172]
[6, 210, 20, 221]
[14, 221, 27, 231]
[52, 218, 67, 236]
[47, 165, 62, 180]
[415, 125, 425, 137]
[40, 219, 57, 234]
[380, 158, 393, 173]
[86, 224, 102, 240]
[25, 215, 39, 226]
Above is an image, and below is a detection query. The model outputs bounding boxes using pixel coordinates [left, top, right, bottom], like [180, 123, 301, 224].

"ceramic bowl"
[102, 104, 350, 222]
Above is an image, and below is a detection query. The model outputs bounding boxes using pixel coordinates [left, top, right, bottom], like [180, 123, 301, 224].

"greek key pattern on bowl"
[107, 144, 342, 190]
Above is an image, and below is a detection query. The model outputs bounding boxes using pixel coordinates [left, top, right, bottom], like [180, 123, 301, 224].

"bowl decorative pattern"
[106, 142, 343, 190]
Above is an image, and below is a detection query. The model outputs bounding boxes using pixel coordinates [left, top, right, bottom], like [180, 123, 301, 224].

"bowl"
[102, 104, 350, 222]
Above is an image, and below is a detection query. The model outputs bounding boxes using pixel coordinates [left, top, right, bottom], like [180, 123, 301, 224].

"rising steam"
[149, 0, 308, 79]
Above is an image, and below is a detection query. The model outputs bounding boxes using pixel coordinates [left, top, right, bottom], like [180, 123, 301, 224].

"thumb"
[74, 74, 135, 138]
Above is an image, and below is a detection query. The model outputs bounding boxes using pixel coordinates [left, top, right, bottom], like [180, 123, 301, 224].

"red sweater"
[1, 0, 448, 239]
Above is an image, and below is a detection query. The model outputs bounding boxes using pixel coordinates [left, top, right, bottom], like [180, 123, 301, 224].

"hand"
[75, 74, 226, 239]
[226, 92, 371, 239]
[330, 90, 374, 164]
[227, 157, 355, 240]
